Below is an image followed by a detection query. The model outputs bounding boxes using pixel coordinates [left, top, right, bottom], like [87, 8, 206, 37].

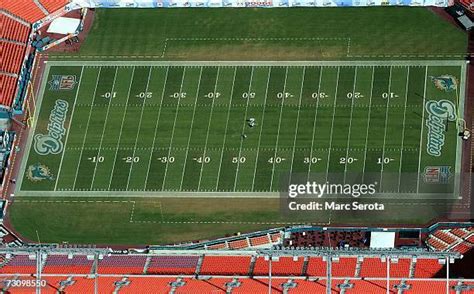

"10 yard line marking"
[197, 67, 221, 190]
[179, 67, 204, 190]
[343, 67, 358, 183]
[161, 68, 187, 191]
[251, 67, 271, 191]
[361, 67, 376, 182]
[416, 66, 429, 193]
[324, 67, 341, 183]
[126, 67, 153, 190]
[54, 66, 84, 191]
[233, 67, 255, 191]
[307, 67, 324, 181]
[72, 67, 102, 190]
[215, 68, 237, 191]
[90, 67, 119, 190]
[397, 67, 410, 193]
[269, 67, 289, 190]
[288, 67, 306, 185]
[143, 67, 169, 189]
[379, 66, 393, 190]
[107, 68, 136, 190]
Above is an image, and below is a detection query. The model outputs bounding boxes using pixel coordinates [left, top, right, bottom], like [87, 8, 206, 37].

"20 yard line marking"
[361, 67, 376, 182]
[143, 67, 169, 189]
[397, 67, 410, 193]
[233, 67, 255, 191]
[379, 66, 393, 190]
[307, 67, 324, 181]
[269, 67, 289, 190]
[107, 68, 136, 190]
[179, 67, 204, 190]
[215, 67, 237, 191]
[416, 66, 429, 194]
[343, 67, 358, 183]
[54, 66, 84, 191]
[72, 67, 102, 190]
[324, 67, 341, 183]
[126, 67, 153, 190]
[197, 67, 221, 190]
[161, 68, 187, 190]
[90, 67, 119, 190]
[250, 67, 271, 191]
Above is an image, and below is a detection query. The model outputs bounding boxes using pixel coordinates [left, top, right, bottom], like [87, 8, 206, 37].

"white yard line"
[416, 66, 429, 193]
[307, 67, 324, 181]
[361, 67, 376, 182]
[90, 67, 119, 190]
[215, 68, 237, 191]
[269, 67, 289, 191]
[54, 66, 84, 191]
[161, 67, 187, 190]
[324, 67, 341, 183]
[197, 67, 221, 190]
[397, 67, 411, 193]
[126, 67, 153, 190]
[72, 67, 102, 190]
[232, 67, 255, 191]
[143, 67, 169, 188]
[251, 67, 272, 191]
[288, 67, 306, 185]
[107, 68, 136, 190]
[343, 67, 358, 184]
[379, 66, 393, 190]
[179, 67, 204, 191]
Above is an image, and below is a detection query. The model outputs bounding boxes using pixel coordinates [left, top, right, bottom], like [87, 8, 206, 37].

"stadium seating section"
[200, 256, 251, 275]
[426, 227, 474, 253]
[97, 255, 147, 274]
[285, 230, 368, 248]
[0, 75, 18, 108]
[146, 255, 199, 275]
[42, 255, 93, 274]
[0, 14, 30, 43]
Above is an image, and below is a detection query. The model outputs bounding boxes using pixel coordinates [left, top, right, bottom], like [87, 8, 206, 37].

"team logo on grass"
[33, 99, 69, 156]
[423, 166, 451, 184]
[26, 163, 54, 182]
[425, 99, 457, 157]
[430, 75, 458, 92]
[48, 75, 77, 91]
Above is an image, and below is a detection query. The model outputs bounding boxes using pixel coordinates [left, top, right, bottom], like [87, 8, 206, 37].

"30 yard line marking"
[197, 67, 221, 190]
[72, 67, 102, 190]
[144, 67, 169, 189]
[416, 66, 429, 193]
[161, 67, 187, 190]
[179, 67, 203, 190]
[107, 68, 136, 190]
[397, 67, 410, 193]
[379, 66, 393, 190]
[307, 67, 324, 181]
[54, 66, 84, 191]
[233, 67, 255, 191]
[251, 67, 271, 191]
[324, 67, 341, 183]
[126, 67, 153, 190]
[90, 67, 118, 190]
[215, 67, 237, 191]
[343, 67, 358, 183]
[288, 66, 306, 184]
[269, 67, 289, 190]
[361, 66, 376, 181]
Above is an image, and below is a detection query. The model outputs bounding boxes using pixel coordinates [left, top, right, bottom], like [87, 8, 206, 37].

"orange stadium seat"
[359, 258, 387, 277]
[0, 255, 37, 274]
[253, 256, 304, 276]
[228, 239, 249, 249]
[0, 75, 18, 107]
[249, 235, 271, 247]
[200, 256, 251, 275]
[42, 255, 93, 274]
[0, 1, 46, 23]
[306, 257, 327, 276]
[39, 0, 69, 13]
[119, 277, 176, 294]
[413, 259, 444, 278]
[0, 41, 26, 74]
[0, 14, 30, 43]
[146, 255, 199, 275]
[388, 258, 411, 278]
[331, 257, 357, 277]
[97, 255, 147, 274]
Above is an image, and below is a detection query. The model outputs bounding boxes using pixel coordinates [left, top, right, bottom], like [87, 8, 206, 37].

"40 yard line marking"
[126, 67, 153, 190]
[144, 67, 169, 189]
[379, 66, 393, 190]
[179, 67, 204, 191]
[307, 67, 324, 181]
[416, 66, 429, 194]
[107, 68, 136, 190]
[397, 67, 410, 193]
[54, 66, 84, 191]
[90, 67, 119, 190]
[161, 68, 187, 191]
[324, 67, 341, 183]
[72, 67, 102, 190]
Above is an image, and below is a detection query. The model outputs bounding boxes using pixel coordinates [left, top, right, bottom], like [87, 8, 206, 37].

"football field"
[18, 61, 466, 199]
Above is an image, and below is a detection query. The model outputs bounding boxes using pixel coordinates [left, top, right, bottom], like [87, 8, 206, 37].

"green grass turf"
[50, 8, 467, 60]
[19, 62, 462, 195]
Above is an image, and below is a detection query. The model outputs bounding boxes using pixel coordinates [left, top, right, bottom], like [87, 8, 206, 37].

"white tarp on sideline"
[370, 232, 396, 249]
[47, 17, 81, 35]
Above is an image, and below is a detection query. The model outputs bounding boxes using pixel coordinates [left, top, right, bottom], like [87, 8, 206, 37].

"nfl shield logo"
[49, 75, 77, 91]
[423, 166, 451, 184]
